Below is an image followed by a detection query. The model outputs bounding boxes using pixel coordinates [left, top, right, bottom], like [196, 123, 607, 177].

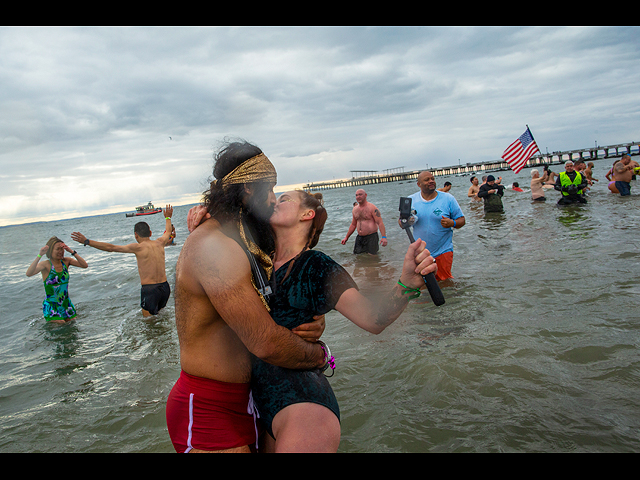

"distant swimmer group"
[525, 157, 637, 205]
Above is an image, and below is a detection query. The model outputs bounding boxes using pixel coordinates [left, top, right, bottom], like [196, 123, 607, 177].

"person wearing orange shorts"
[405, 171, 465, 282]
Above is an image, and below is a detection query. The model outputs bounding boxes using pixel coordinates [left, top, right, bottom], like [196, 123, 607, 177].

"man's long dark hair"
[203, 139, 275, 255]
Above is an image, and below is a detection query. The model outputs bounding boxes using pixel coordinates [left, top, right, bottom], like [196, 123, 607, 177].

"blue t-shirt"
[409, 191, 464, 258]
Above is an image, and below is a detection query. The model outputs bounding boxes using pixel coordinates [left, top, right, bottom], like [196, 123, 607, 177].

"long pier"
[304, 141, 639, 191]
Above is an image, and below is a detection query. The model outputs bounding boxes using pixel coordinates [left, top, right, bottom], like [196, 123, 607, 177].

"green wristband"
[397, 280, 421, 299]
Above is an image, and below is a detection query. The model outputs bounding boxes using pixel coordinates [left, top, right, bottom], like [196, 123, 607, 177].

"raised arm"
[26, 245, 50, 277]
[334, 239, 437, 334]
[62, 243, 88, 269]
[71, 231, 139, 254]
[158, 205, 174, 245]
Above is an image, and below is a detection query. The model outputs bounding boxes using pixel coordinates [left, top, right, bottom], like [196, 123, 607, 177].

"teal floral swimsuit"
[42, 262, 77, 322]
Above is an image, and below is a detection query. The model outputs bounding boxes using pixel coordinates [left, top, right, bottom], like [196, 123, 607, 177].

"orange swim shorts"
[434, 251, 454, 281]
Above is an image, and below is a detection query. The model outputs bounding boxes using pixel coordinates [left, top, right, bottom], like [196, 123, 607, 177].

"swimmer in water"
[26, 236, 89, 323]
[530, 168, 549, 202]
[555, 160, 588, 205]
[605, 158, 621, 192]
[71, 205, 174, 317]
[341, 189, 388, 255]
[468, 176, 481, 202]
[438, 181, 452, 193]
[543, 165, 558, 184]
[624, 154, 639, 180]
[585, 162, 599, 185]
[611, 158, 634, 196]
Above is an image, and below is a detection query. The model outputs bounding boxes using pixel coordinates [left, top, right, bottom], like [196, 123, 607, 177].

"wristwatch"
[83, 239, 90, 246]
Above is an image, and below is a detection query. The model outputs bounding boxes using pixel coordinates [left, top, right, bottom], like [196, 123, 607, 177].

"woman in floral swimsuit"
[26, 236, 88, 323]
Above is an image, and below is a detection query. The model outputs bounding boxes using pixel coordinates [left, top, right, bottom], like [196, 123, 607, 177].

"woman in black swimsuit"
[251, 190, 437, 452]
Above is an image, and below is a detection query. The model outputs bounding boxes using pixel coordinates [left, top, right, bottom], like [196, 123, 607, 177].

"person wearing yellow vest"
[554, 160, 588, 205]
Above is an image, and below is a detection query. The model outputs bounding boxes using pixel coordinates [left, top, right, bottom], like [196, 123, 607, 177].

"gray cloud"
[1, 26, 639, 225]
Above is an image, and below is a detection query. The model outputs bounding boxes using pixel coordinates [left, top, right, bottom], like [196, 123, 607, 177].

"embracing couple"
[165, 139, 438, 453]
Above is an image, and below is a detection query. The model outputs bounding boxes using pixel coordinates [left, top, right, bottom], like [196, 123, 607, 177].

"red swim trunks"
[166, 370, 258, 453]
[434, 251, 454, 281]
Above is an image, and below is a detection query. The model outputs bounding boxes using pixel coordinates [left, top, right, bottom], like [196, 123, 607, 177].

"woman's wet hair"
[297, 190, 328, 249]
[45, 236, 63, 259]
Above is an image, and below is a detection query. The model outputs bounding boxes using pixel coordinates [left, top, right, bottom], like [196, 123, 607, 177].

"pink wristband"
[318, 341, 335, 376]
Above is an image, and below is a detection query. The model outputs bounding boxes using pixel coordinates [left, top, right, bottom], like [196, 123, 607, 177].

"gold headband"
[219, 153, 277, 187]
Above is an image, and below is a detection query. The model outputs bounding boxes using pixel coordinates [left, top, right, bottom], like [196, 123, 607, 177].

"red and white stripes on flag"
[501, 127, 541, 174]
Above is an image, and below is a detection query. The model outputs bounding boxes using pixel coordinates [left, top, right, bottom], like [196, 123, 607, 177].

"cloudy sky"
[1, 26, 638, 226]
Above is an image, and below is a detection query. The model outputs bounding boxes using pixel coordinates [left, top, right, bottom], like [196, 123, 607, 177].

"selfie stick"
[399, 197, 445, 306]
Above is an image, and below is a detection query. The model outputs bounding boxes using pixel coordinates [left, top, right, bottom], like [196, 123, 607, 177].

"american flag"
[501, 127, 541, 174]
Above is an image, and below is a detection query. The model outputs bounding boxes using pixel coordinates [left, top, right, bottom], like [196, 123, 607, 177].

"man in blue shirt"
[406, 171, 465, 281]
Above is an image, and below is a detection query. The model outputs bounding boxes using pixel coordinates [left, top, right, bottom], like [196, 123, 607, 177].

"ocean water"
[1, 160, 639, 452]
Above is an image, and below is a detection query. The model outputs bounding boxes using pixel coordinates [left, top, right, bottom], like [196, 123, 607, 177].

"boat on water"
[125, 202, 163, 217]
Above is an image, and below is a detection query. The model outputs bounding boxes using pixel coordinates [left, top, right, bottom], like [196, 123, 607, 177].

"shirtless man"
[574, 160, 591, 192]
[611, 156, 634, 196]
[71, 206, 173, 317]
[543, 165, 558, 185]
[585, 162, 599, 185]
[467, 176, 481, 201]
[438, 181, 452, 192]
[165, 141, 326, 453]
[530, 168, 549, 202]
[628, 155, 640, 179]
[341, 189, 387, 255]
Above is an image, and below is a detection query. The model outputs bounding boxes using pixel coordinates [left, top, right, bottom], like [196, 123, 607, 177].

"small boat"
[125, 202, 163, 217]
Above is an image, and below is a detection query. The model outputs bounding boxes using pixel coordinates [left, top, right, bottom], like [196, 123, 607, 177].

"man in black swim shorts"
[341, 189, 387, 255]
[72, 205, 175, 317]
[141, 281, 171, 315]
[353, 232, 380, 254]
